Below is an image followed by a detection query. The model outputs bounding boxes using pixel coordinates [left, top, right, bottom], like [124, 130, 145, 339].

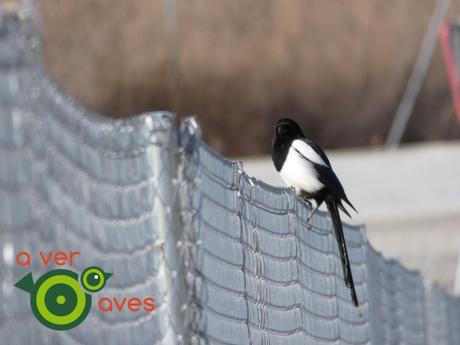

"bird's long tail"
[325, 197, 359, 307]
[338, 198, 358, 218]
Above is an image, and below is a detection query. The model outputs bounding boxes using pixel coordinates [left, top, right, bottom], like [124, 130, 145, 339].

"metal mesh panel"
[179, 118, 460, 345]
[1, 2, 460, 345]
[0, 3, 186, 345]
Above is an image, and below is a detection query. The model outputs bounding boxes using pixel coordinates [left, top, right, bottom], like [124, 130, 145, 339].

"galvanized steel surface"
[1, 2, 460, 345]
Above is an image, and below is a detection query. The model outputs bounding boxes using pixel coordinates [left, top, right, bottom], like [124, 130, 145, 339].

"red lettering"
[98, 297, 112, 312]
[98, 296, 157, 313]
[69, 251, 80, 265]
[39, 252, 53, 266]
[53, 252, 68, 266]
[38, 251, 80, 267]
[16, 251, 31, 266]
[128, 297, 142, 312]
[113, 297, 127, 312]
[144, 297, 156, 312]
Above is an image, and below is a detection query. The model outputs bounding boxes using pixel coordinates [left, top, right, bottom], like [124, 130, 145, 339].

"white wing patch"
[280, 146, 324, 194]
[292, 140, 328, 167]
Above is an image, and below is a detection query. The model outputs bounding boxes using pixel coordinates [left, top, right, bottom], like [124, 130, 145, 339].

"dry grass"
[35, 0, 460, 155]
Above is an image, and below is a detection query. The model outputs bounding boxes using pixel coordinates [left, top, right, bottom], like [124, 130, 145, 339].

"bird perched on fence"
[271, 118, 359, 307]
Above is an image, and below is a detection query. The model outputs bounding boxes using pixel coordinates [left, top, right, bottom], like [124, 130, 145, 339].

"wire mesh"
[0, 3, 187, 345]
[180, 117, 460, 345]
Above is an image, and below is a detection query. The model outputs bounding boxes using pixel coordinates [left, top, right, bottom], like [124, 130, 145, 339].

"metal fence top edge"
[30, 71, 177, 158]
[180, 117, 365, 233]
[33, 68, 177, 133]
[0, 0, 177, 136]
[0, 0, 42, 68]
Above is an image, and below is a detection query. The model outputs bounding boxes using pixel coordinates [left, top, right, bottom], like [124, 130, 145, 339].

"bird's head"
[273, 118, 304, 141]
[271, 118, 305, 171]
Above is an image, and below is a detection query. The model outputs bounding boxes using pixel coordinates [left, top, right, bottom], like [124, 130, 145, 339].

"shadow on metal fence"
[1, 1, 460, 345]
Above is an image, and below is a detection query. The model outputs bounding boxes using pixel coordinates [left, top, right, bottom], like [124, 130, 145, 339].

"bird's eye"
[277, 126, 287, 135]
[80, 267, 111, 293]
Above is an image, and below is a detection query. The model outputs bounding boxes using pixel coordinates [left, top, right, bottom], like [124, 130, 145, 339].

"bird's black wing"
[313, 163, 346, 198]
[314, 163, 357, 215]
[325, 197, 359, 307]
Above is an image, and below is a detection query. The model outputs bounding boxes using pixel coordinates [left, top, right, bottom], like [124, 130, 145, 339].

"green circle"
[81, 267, 106, 292]
[44, 283, 76, 317]
[36, 276, 85, 325]
[31, 270, 91, 331]
[87, 273, 100, 286]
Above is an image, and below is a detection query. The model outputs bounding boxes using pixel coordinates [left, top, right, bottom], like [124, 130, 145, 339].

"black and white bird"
[271, 118, 359, 307]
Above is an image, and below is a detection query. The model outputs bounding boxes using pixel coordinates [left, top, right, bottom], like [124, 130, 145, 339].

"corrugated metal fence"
[1, 2, 460, 344]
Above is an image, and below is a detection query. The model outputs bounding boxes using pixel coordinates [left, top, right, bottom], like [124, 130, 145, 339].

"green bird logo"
[14, 266, 111, 330]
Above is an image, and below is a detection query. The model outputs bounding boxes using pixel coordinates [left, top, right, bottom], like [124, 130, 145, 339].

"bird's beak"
[104, 272, 113, 281]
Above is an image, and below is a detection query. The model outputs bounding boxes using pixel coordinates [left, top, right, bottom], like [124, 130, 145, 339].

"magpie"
[271, 118, 359, 307]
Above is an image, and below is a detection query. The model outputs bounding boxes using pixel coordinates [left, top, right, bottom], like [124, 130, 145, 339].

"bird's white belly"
[280, 147, 324, 194]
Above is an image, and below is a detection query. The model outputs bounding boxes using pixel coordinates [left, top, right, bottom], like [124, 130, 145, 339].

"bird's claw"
[303, 199, 312, 207]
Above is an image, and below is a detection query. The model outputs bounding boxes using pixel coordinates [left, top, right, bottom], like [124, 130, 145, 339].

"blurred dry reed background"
[31, 0, 460, 155]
